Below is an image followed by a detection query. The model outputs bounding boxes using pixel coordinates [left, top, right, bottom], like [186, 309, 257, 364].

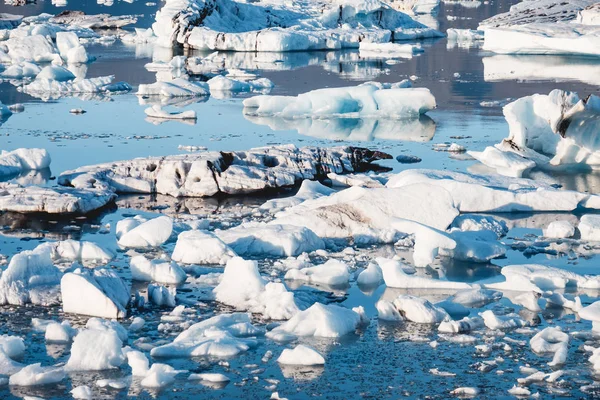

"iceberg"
[58, 145, 390, 198]
[152, 0, 442, 51]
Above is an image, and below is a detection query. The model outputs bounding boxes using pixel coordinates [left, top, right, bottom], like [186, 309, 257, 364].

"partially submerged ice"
[499, 90, 600, 170]
[0, 148, 50, 178]
[61, 268, 130, 319]
[214, 257, 299, 320]
[480, 0, 600, 56]
[152, 0, 442, 51]
[386, 169, 600, 212]
[58, 145, 390, 198]
[243, 82, 436, 119]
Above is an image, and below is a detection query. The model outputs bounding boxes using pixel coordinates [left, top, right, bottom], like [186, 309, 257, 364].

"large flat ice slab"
[243, 83, 435, 119]
[57, 145, 391, 197]
[152, 0, 442, 51]
[480, 0, 596, 28]
[0, 182, 115, 214]
[386, 169, 600, 212]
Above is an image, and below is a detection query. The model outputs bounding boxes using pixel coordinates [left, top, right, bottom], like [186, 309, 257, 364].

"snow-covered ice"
[277, 345, 325, 366]
[172, 230, 236, 264]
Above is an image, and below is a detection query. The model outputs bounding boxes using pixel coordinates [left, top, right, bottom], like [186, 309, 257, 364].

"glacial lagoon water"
[1, 0, 600, 399]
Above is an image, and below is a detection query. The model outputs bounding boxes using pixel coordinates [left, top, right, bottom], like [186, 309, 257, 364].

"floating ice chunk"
[5, 35, 59, 63]
[376, 300, 403, 322]
[387, 169, 599, 212]
[357, 262, 383, 286]
[148, 284, 176, 307]
[377, 258, 470, 289]
[508, 386, 531, 396]
[214, 257, 299, 319]
[129, 317, 145, 332]
[0, 12, 22, 29]
[530, 327, 569, 366]
[446, 28, 484, 48]
[0, 148, 50, 178]
[49, 10, 136, 29]
[154, 0, 442, 51]
[130, 255, 186, 285]
[499, 89, 600, 169]
[145, 105, 196, 121]
[273, 184, 458, 262]
[449, 289, 502, 308]
[0, 335, 25, 360]
[277, 345, 325, 366]
[188, 373, 229, 382]
[0, 61, 42, 79]
[544, 292, 581, 311]
[0, 183, 113, 214]
[268, 303, 361, 339]
[480, 310, 528, 330]
[172, 230, 235, 265]
[137, 78, 209, 98]
[207, 75, 273, 93]
[37, 240, 113, 263]
[22, 74, 132, 99]
[450, 387, 479, 396]
[513, 291, 543, 312]
[327, 172, 384, 188]
[216, 223, 324, 258]
[468, 146, 536, 178]
[126, 350, 149, 376]
[0, 247, 62, 306]
[61, 268, 130, 319]
[86, 318, 128, 342]
[59, 145, 388, 198]
[285, 259, 350, 287]
[45, 321, 75, 343]
[484, 264, 600, 292]
[438, 316, 484, 333]
[358, 42, 423, 58]
[65, 328, 125, 371]
[482, 22, 600, 57]
[578, 301, 600, 323]
[392, 295, 449, 323]
[451, 215, 508, 239]
[71, 385, 93, 399]
[243, 84, 436, 119]
[9, 363, 65, 386]
[440, 230, 506, 263]
[543, 220, 575, 239]
[579, 215, 600, 241]
[117, 215, 173, 248]
[150, 313, 260, 358]
[141, 363, 183, 388]
[259, 180, 334, 214]
[56, 31, 89, 63]
[122, 27, 156, 44]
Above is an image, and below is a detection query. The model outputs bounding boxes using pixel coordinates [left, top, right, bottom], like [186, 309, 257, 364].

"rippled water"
[1, 0, 600, 399]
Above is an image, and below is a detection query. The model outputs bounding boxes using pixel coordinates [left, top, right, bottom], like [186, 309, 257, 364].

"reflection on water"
[244, 115, 436, 142]
[483, 54, 600, 86]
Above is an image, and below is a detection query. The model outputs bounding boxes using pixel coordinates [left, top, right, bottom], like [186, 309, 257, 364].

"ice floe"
[377, 258, 470, 289]
[243, 83, 436, 119]
[484, 264, 600, 292]
[58, 145, 390, 197]
[387, 169, 600, 212]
